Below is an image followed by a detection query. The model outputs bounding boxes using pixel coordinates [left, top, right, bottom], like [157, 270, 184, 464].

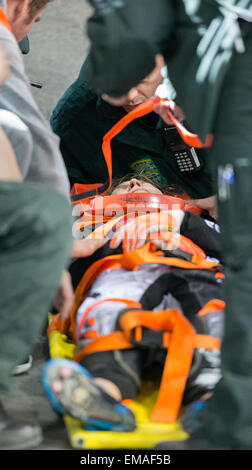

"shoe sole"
[42, 359, 135, 432]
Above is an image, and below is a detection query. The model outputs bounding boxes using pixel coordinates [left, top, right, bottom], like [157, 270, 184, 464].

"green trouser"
[202, 28, 252, 449]
[0, 181, 73, 392]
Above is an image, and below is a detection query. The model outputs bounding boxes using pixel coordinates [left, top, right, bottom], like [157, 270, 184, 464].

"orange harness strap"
[119, 242, 219, 271]
[73, 308, 221, 423]
[0, 8, 11, 31]
[64, 242, 220, 339]
[71, 98, 214, 204]
[76, 297, 142, 341]
[198, 299, 225, 316]
[50, 307, 221, 423]
[101, 98, 213, 195]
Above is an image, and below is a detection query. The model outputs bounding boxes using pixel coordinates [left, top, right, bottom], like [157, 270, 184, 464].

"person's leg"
[0, 181, 72, 392]
[42, 356, 137, 432]
[158, 28, 252, 450]
[200, 29, 252, 449]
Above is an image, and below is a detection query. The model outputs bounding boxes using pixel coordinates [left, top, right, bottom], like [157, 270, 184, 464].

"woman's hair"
[107, 173, 185, 196]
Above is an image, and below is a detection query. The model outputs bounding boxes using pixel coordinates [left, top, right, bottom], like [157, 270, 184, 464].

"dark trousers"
[203, 28, 252, 449]
[0, 181, 72, 391]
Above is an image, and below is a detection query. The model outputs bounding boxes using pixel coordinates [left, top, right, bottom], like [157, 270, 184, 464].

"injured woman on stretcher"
[43, 175, 224, 434]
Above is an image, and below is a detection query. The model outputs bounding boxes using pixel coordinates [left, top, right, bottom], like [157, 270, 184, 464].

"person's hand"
[53, 270, 74, 321]
[72, 238, 108, 258]
[185, 195, 217, 219]
[101, 93, 130, 107]
[153, 100, 185, 125]
[0, 45, 10, 85]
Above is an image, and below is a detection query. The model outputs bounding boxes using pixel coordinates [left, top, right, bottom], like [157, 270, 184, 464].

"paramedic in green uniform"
[51, 57, 214, 200]
[83, 0, 252, 450]
[0, 0, 73, 450]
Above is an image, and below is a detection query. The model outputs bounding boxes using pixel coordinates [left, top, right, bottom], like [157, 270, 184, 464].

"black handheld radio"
[163, 125, 202, 174]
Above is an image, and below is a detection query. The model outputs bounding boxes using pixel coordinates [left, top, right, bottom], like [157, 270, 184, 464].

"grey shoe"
[42, 358, 136, 432]
[0, 402, 42, 450]
[13, 355, 33, 376]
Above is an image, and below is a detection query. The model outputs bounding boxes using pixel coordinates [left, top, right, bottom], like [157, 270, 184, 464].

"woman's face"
[111, 178, 162, 195]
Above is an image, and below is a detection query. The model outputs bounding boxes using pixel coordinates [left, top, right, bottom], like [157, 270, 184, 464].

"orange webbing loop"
[118, 309, 221, 352]
[102, 98, 213, 162]
[76, 308, 195, 423]
[119, 242, 219, 272]
[74, 331, 133, 363]
[74, 310, 221, 360]
[76, 297, 142, 341]
[74, 307, 221, 422]
[68, 243, 219, 340]
[70, 255, 124, 340]
[119, 309, 221, 423]
[0, 8, 11, 31]
[102, 100, 156, 195]
[71, 98, 213, 205]
[121, 309, 195, 423]
[153, 97, 214, 148]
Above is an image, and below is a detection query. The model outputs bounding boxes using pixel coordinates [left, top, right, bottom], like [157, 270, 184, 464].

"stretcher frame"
[47, 319, 188, 449]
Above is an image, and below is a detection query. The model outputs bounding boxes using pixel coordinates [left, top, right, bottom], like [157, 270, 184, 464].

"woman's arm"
[0, 127, 22, 182]
[72, 238, 108, 258]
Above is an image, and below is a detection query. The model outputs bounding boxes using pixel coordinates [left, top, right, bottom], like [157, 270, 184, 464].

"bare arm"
[72, 238, 108, 258]
[0, 127, 22, 182]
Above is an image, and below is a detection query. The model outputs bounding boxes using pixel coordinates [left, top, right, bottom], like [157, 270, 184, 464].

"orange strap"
[118, 309, 221, 350]
[70, 256, 124, 340]
[74, 308, 220, 423]
[119, 242, 219, 271]
[73, 318, 221, 362]
[68, 242, 220, 338]
[102, 98, 213, 175]
[74, 331, 133, 362]
[154, 98, 214, 148]
[198, 299, 226, 317]
[76, 297, 141, 341]
[71, 98, 213, 204]
[0, 8, 11, 31]
[50, 302, 221, 423]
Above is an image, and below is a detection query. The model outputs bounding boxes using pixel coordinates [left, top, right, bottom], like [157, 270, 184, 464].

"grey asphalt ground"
[24, 0, 92, 120]
[0, 1, 93, 451]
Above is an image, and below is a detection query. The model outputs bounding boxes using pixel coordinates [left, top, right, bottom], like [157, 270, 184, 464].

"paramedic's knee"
[0, 110, 33, 177]
[14, 182, 73, 264]
[33, 185, 73, 255]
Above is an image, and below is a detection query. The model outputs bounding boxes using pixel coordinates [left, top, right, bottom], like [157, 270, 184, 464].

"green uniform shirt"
[85, 0, 252, 141]
[51, 69, 214, 199]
